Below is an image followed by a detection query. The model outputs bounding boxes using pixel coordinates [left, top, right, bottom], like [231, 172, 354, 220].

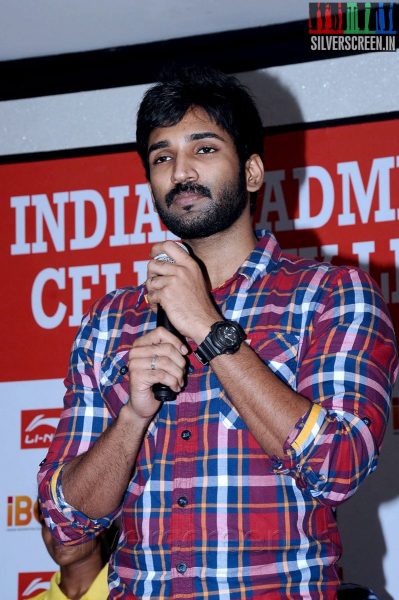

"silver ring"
[150, 355, 158, 370]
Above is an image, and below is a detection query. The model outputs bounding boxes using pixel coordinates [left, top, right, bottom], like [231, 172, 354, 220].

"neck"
[59, 554, 103, 600]
[184, 210, 257, 289]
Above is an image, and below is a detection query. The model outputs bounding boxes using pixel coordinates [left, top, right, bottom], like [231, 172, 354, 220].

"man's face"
[147, 107, 249, 239]
[41, 518, 101, 567]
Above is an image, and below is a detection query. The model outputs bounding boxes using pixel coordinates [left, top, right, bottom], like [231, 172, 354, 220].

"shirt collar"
[237, 229, 281, 288]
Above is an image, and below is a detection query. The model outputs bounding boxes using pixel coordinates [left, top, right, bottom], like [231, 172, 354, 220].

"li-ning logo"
[20, 408, 62, 449]
[18, 572, 54, 600]
[309, 2, 397, 51]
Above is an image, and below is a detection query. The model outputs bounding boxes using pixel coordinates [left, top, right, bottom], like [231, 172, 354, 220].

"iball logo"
[7, 496, 39, 528]
[18, 572, 54, 600]
[21, 408, 62, 449]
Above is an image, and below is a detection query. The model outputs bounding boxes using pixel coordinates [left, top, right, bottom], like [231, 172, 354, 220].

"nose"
[171, 153, 198, 185]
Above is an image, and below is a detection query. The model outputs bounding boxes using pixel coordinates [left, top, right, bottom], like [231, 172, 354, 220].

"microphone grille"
[154, 241, 189, 264]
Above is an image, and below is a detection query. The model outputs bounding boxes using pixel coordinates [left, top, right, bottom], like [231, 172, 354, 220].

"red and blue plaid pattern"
[38, 231, 398, 599]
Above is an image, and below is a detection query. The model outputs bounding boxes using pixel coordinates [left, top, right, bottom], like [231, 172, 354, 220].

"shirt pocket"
[99, 349, 130, 418]
[247, 329, 300, 389]
[218, 330, 300, 432]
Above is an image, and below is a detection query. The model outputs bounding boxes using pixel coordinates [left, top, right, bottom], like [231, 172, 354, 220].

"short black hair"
[136, 65, 264, 182]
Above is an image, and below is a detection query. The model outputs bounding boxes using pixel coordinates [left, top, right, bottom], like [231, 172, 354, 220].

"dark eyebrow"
[147, 140, 169, 156]
[189, 132, 226, 143]
[147, 131, 226, 157]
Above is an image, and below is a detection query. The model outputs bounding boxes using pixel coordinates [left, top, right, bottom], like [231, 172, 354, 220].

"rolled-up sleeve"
[38, 302, 119, 544]
[280, 266, 398, 505]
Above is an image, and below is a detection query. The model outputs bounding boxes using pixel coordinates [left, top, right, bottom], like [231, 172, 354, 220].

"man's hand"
[61, 327, 186, 519]
[146, 241, 220, 343]
[128, 327, 188, 418]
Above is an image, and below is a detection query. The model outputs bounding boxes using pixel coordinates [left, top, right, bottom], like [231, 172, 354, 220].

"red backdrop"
[1, 118, 398, 428]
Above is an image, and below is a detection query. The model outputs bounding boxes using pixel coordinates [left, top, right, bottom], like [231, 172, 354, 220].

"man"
[31, 501, 117, 599]
[39, 66, 398, 599]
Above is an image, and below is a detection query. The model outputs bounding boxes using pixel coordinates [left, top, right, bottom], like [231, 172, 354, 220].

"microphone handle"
[152, 305, 180, 402]
[151, 242, 190, 402]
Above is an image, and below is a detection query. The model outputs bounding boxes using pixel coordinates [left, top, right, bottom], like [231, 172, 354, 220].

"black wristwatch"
[194, 320, 246, 365]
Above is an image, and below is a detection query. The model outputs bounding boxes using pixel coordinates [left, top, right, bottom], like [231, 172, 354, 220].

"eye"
[153, 155, 172, 165]
[197, 146, 216, 155]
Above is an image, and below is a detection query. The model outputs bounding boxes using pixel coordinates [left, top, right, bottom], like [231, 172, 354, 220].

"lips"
[173, 192, 207, 208]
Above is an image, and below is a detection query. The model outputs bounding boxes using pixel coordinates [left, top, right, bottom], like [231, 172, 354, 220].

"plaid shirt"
[38, 231, 398, 600]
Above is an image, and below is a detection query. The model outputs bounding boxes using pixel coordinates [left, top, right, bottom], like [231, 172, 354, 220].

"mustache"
[165, 182, 212, 208]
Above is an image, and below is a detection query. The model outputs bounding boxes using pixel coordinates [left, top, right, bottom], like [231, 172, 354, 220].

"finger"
[129, 342, 187, 369]
[128, 355, 185, 389]
[152, 370, 182, 393]
[148, 301, 158, 314]
[147, 259, 180, 280]
[145, 291, 160, 307]
[150, 241, 191, 263]
[144, 298, 158, 314]
[151, 369, 183, 393]
[130, 365, 182, 393]
[144, 287, 163, 309]
[132, 327, 188, 354]
[145, 273, 173, 292]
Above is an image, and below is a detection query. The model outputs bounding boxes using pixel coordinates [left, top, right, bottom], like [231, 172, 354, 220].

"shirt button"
[177, 496, 188, 507]
[176, 562, 187, 574]
[181, 430, 191, 440]
[272, 459, 283, 471]
[119, 365, 128, 375]
[362, 417, 371, 427]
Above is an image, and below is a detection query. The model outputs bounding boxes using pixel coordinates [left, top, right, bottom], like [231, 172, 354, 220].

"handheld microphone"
[152, 242, 189, 402]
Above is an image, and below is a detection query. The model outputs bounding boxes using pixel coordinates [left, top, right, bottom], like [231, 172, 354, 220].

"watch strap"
[194, 336, 220, 365]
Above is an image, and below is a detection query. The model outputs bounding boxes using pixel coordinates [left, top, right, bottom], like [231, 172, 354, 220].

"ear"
[245, 154, 264, 192]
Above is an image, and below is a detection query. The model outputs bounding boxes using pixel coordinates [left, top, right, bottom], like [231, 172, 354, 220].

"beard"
[152, 168, 249, 239]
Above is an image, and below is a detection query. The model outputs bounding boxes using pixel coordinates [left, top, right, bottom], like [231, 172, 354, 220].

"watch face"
[215, 323, 240, 347]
